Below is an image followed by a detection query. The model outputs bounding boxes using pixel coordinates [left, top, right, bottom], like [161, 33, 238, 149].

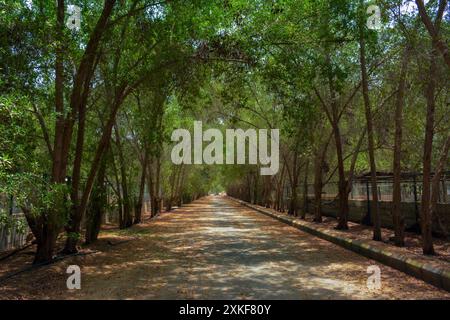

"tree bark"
[415, 0, 450, 69]
[430, 136, 450, 236]
[275, 163, 286, 211]
[313, 146, 325, 222]
[155, 155, 162, 214]
[359, 14, 382, 240]
[288, 148, 299, 216]
[176, 165, 186, 207]
[33, 223, 58, 264]
[392, 45, 411, 247]
[63, 58, 98, 254]
[166, 165, 180, 211]
[28, 0, 66, 264]
[29, 0, 116, 263]
[85, 151, 108, 245]
[114, 122, 132, 229]
[253, 172, 259, 205]
[442, 176, 448, 203]
[109, 145, 122, 226]
[315, 61, 350, 230]
[29, 0, 66, 265]
[301, 159, 309, 219]
[431, 136, 450, 211]
[52, 0, 65, 183]
[329, 90, 349, 230]
[58, 0, 116, 182]
[134, 152, 148, 224]
[420, 48, 439, 255]
[147, 159, 156, 217]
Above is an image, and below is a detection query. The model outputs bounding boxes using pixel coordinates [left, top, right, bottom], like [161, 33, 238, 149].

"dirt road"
[1, 196, 448, 299]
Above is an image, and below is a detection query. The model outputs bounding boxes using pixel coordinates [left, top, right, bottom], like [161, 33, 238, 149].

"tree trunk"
[392, 45, 411, 247]
[415, 0, 450, 69]
[30, 0, 66, 264]
[246, 174, 252, 203]
[313, 159, 323, 222]
[85, 153, 107, 245]
[420, 49, 439, 255]
[431, 137, 450, 210]
[155, 155, 162, 214]
[110, 147, 123, 226]
[442, 176, 448, 203]
[114, 123, 132, 229]
[430, 136, 450, 236]
[52, 0, 65, 183]
[147, 159, 155, 217]
[276, 164, 286, 211]
[58, 0, 116, 182]
[288, 148, 299, 216]
[323, 63, 350, 230]
[313, 141, 329, 222]
[34, 223, 58, 264]
[301, 159, 309, 219]
[176, 166, 186, 207]
[289, 184, 298, 216]
[253, 172, 259, 205]
[331, 106, 349, 230]
[32, 0, 117, 261]
[166, 166, 179, 211]
[359, 16, 381, 240]
[62, 70, 93, 254]
[134, 152, 148, 224]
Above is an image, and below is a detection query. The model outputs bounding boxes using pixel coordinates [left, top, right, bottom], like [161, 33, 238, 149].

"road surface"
[1, 196, 449, 299]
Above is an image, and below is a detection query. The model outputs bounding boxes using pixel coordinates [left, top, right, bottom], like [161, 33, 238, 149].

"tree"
[415, 0, 450, 68]
[358, 0, 381, 240]
[391, 45, 411, 247]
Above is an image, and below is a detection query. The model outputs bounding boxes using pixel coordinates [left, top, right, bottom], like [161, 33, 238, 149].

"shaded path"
[1, 196, 449, 299]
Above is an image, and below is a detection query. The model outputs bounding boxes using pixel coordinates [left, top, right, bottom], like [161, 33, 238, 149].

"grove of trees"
[0, 0, 448, 264]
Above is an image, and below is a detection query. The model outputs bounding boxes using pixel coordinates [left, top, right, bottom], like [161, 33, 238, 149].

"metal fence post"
[362, 179, 371, 225]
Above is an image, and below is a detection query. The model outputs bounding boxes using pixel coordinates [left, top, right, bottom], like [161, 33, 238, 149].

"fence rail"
[306, 175, 449, 204]
[297, 175, 449, 235]
[229, 173, 450, 236]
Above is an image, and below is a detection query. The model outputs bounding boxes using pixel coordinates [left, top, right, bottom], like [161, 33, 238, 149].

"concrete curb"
[230, 197, 450, 292]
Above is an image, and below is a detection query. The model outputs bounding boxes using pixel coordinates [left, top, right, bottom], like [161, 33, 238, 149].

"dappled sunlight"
[1, 196, 448, 300]
[61, 196, 450, 299]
